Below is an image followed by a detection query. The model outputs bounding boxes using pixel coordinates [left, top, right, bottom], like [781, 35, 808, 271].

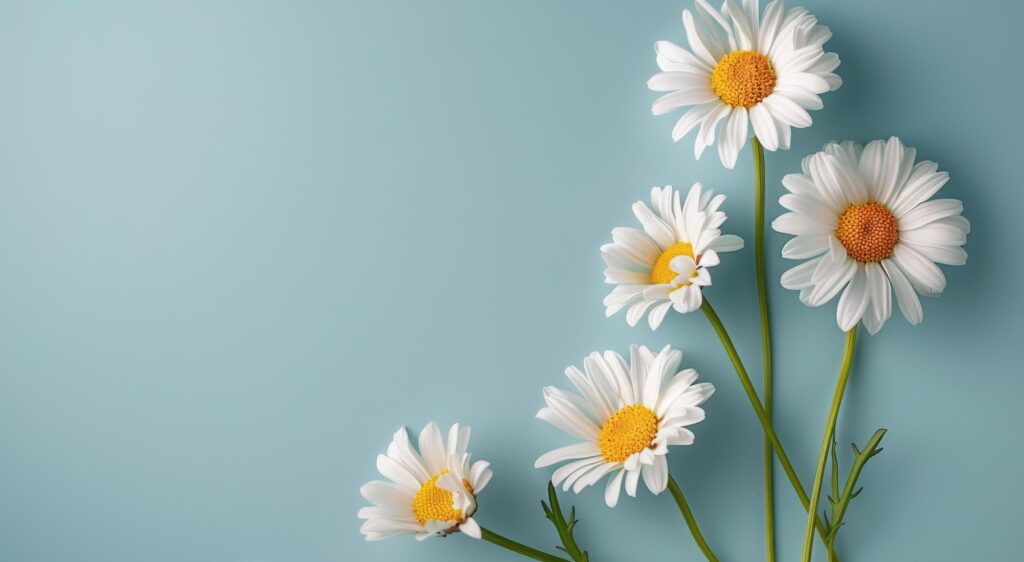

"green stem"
[801, 328, 858, 562]
[667, 476, 719, 562]
[479, 526, 570, 562]
[752, 136, 776, 562]
[699, 299, 838, 557]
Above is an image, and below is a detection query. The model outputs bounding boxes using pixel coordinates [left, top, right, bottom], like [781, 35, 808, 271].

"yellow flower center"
[835, 202, 900, 263]
[598, 405, 660, 463]
[411, 471, 473, 525]
[711, 50, 777, 108]
[650, 241, 695, 285]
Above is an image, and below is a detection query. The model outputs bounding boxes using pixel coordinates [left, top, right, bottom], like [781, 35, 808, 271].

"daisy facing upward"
[773, 137, 969, 333]
[649, 0, 841, 168]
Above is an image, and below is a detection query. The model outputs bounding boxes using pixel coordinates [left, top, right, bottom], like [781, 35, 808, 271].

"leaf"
[827, 428, 888, 550]
[542, 482, 589, 562]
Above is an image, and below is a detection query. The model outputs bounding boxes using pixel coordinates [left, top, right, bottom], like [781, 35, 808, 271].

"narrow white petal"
[881, 258, 923, 325]
[605, 469, 626, 508]
[535, 443, 602, 468]
[836, 265, 870, 332]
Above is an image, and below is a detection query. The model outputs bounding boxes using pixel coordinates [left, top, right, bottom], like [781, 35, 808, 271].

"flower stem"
[479, 526, 570, 562]
[667, 476, 719, 562]
[801, 327, 858, 562]
[699, 299, 838, 557]
[751, 136, 776, 562]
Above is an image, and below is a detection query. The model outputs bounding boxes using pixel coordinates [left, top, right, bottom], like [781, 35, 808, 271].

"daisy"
[358, 421, 493, 541]
[534, 345, 714, 508]
[602, 183, 743, 330]
[772, 137, 970, 334]
[649, 0, 841, 168]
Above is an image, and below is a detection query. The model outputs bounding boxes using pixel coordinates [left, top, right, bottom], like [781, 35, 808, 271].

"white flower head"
[649, 0, 841, 168]
[358, 422, 493, 542]
[773, 137, 970, 334]
[535, 345, 714, 508]
[602, 183, 744, 330]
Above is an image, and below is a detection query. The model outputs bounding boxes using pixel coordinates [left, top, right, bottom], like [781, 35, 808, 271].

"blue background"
[0, 1, 1018, 560]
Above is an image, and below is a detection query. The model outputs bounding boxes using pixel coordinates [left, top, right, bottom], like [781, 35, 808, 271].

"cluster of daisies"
[358, 0, 968, 558]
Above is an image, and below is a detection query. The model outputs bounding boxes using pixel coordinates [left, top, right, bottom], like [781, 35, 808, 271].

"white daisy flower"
[772, 137, 970, 334]
[602, 183, 744, 330]
[649, 0, 841, 168]
[358, 421, 493, 541]
[534, 345, 714, 508]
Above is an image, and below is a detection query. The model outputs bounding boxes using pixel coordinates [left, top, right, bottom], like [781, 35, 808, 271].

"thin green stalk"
[699, 299, 837, 556]
[479, 526, 570, 562]
[667, 476, 719, 562]
[751, 136, 776, 562]
[801, 328, 858, 562]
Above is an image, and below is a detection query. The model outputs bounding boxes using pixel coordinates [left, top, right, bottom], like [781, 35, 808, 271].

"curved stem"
[752, 136, 776, 562]
[699, 299, 838, 558]
[668, 476, 719, 562]
[479, 526, 570, 562]
[801, 328, 858, 562]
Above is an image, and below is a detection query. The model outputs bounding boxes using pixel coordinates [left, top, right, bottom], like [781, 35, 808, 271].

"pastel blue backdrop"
[0, 1, 1018, 561]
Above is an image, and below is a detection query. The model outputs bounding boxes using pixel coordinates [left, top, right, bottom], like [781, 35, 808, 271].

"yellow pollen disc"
[711, 50, 777, 108]
[598, 405, 660, 463]
[411, 471, 473, 525]
[650, 242, 695, 285]
[835, 202, 900, 263]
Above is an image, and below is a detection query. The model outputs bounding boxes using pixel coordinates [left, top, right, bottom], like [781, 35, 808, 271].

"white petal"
[535, 443, 602, 468]
[648, 70, 708, 92]
[605, 469, 626, 508]
[641, 455, 669, 495]
[782, 234, 830, 259]
[780, 258, 819, 289]
[881, 258, 923, 325]
[418, 422, 447, 475]
[648, 301, 674, 330]
[671, 102, 720, 142]
[718, 106, 749, 169]
[694, 103, 731, 159]
[625, 467, 641, 497]
[763, 93, 812, 127]
[683, 9, 724, 66]
[898, 199, 963, 229]
[705, 233, 744, 252]
[376, 455, 420, 492]
[633, 202, 677, 249]
[772, 211, 831, 236]
[652, 87, 718, 115]
[779, 193, 838, 228]
[749, 103, 779, 151]
[470, 461, 493, 493]
[891, 166, 949, 217]
[908, 243, 967, 266]
[836, 265, 870, 332]
[459, 518, 481, 539]
[864, 262, 891, 335]
[891, 244, 945, 295]
[655, 40, 713, 73]
[626, 299, 656, 327]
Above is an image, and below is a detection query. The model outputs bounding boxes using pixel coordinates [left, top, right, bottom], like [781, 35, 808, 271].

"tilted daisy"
[772, 137, 970, 334]
[534, 345, 714, 508]
[358, 421, 493, 541]
[649, 0, 841, 168]
[602, 183, 743, 330]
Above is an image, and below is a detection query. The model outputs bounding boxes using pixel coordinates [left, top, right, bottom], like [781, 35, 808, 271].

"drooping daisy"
[602, 183, 743, 330]
[772, 137, 969, 334]
[359, 422, 493, 541]
[535, 345, 714, 508]
[649, 0, 841, 168]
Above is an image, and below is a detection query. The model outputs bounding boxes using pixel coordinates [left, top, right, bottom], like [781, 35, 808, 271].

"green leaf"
[542, 482, 589, 562]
